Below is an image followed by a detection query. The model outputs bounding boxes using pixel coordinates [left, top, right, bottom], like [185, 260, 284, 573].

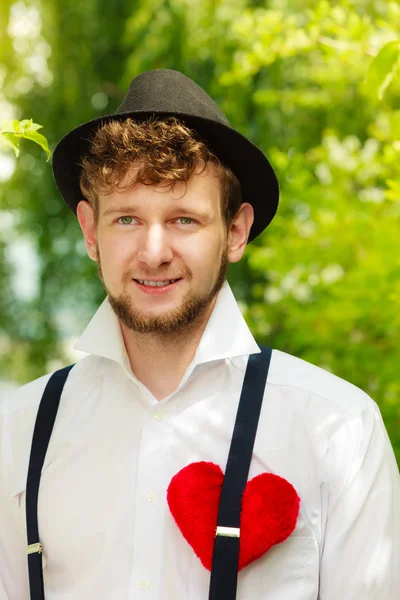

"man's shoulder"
[0, 372, 52, 418]
[0, 354, 104, 418]
[269, 348, 376, 417]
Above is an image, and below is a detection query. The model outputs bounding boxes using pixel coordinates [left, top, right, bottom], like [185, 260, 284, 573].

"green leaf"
[366, 40, 400, 100]
[27, 122, 43, 132]
[0, 119, 50, 160]
[0, 132, 20, 156]
[18, 119, 33, 128]
[19, 119, 43, 132]
[19, 130, 51, 160]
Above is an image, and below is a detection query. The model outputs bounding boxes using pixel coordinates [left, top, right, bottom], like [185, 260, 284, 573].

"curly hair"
[79, 117, 242, 225]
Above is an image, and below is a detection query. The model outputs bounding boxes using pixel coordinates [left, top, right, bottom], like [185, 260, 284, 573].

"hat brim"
[52, 110, 279, 242]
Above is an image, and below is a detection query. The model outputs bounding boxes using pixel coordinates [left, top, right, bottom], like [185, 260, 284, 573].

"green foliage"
[0, 119, 50, 159]
[366, 40, 400, 100]
[0, 0, 399, 464]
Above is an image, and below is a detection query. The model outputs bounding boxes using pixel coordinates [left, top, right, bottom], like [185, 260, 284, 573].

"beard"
[96, 245, 229, 334]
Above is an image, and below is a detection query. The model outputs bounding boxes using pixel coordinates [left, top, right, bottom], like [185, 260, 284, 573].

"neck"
[120, 299, 216, 401]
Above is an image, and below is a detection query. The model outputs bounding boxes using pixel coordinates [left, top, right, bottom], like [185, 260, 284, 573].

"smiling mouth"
[134, 279, 181, 287]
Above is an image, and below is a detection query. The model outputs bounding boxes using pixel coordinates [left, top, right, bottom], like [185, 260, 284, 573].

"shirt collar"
[195, 281, 260, 365]
[73, 281, 260, 370]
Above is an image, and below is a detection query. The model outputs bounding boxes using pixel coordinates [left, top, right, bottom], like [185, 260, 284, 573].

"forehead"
[99, 162, 222, 214]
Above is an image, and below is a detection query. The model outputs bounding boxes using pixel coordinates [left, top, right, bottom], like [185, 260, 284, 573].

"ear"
[76, 200, 98, 261]
[227, 203, 254, 263]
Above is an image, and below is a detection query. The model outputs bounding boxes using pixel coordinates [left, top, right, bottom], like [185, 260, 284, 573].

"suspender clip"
[27, 543, 43, 555]
[215, 526, 240, 538]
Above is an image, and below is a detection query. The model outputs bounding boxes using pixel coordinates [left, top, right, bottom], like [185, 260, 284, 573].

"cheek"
[98, 236, 136, 276]
[189, 240, 224, 281]
[99, 232, 132, 261]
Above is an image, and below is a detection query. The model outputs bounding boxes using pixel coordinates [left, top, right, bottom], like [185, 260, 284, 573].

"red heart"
[167, 461, 300, 571]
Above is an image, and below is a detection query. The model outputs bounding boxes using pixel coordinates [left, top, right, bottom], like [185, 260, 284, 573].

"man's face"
[79, 163, 241, 334]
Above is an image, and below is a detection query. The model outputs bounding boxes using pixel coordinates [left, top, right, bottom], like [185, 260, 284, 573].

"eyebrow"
[103, 205, 141, 217]
[102, 205, 211, 220]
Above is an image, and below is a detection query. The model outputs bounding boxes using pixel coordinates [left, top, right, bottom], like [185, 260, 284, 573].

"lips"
[133, 278, 182, 294]
[135, 279, 179, 287]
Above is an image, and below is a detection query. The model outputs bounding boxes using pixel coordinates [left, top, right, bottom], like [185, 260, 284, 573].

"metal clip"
[27, 543, 43, 555]
[215, 526, 240, 538]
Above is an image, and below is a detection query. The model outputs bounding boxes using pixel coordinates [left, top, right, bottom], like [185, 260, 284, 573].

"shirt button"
[140, 579, 150, 590]
[155, 411, 164, 421]
[146, 491, 156, 502]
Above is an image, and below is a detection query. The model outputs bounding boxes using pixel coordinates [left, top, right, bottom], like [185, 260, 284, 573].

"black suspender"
[26, 365, 74, 600]
[25, 347, 272, 600]
[208, 345, 272, 600]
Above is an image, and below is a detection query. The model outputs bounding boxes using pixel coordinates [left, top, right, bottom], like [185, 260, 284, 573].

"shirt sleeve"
[0, 578, 9, 600]
[0, 398, 11, 600]
[0, 396, 31, 600]
[319, 400, 400, 599]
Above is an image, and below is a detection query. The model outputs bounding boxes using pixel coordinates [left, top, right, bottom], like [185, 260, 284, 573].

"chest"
[12, 367, 323, 599]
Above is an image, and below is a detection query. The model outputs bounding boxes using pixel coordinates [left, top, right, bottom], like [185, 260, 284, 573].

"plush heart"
[167, 461, 300, 571]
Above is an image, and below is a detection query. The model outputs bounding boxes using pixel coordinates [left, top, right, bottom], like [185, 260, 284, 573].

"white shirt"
[1, 282, 399, 600]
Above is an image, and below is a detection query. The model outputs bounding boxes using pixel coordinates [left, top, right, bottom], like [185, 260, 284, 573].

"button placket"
[130, 410, 171, 599]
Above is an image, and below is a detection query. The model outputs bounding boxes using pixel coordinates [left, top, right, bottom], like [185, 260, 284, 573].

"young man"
[1, 69, 399, 600]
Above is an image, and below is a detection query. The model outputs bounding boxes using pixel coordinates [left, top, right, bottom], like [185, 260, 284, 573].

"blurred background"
[0, 0, 399, 464]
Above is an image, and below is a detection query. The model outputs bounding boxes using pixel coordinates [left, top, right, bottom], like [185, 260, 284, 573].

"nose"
[137, 223, 174, 269]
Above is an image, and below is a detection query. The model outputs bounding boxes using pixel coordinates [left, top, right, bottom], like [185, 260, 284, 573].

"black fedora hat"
[52, 69, 279, 242]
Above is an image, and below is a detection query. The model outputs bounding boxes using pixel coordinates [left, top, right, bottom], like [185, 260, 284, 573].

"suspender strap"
[26, 364, 75, 600]
[208, 346, 272, 600]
